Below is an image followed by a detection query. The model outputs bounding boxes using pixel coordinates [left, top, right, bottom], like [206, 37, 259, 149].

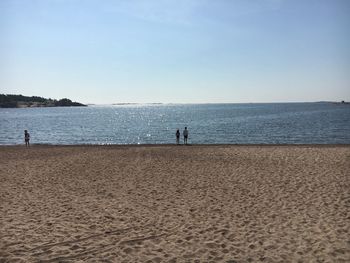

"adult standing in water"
[24, 130, 30, 147]
[183, 127, 188, 145]
[176, 129, 180, 145]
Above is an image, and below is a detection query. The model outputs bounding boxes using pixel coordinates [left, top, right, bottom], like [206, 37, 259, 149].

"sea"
[0, 103, 350, 145]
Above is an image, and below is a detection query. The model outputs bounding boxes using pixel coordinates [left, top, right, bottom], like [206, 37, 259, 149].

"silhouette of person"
[183, 127, 188, 145]
[24, 130, 30, 147]
[176, 129, 180, 144]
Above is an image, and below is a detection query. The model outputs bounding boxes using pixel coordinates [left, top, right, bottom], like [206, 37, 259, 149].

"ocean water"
[0, 103, 350, 145]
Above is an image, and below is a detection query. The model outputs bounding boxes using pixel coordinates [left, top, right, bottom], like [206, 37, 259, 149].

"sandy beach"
[0, 145, 349, 262]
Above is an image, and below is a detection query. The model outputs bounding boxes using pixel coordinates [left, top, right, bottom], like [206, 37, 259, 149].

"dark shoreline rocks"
[0, 94, 87, 108]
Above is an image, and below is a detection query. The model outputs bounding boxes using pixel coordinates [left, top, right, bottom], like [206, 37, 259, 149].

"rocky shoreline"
[0, 94, 86, 108]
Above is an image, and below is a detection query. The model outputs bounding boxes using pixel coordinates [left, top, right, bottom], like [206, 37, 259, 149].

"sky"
[1, 0, 349, 104]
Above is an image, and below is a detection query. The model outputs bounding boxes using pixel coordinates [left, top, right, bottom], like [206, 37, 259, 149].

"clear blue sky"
[1, 0, 349, 104]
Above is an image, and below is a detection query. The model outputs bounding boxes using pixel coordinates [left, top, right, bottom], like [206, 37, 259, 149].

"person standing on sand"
[183, 127, 188, 145]
[176, 129, 180, 145]
[24, 130, 30, 147]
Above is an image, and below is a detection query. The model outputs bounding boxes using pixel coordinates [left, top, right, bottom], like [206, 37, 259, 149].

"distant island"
[112, 103, 163, 105]
[0, 94, 87, 108]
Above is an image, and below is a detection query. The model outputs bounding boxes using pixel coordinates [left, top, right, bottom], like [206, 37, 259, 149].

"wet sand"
[0, 145, 349, 262]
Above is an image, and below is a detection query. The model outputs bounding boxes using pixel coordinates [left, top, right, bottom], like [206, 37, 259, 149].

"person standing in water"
[183, 127, 188, 145]
[24, 130, 30, 147]
[176, 129, 180, 145]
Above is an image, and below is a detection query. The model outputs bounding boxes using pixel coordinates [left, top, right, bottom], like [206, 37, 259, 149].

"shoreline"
[1, 143, 350, 148]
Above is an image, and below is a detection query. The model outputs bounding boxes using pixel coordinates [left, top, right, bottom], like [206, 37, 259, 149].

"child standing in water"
[24, 130, 30, 147]
[176, 129, 180, 144]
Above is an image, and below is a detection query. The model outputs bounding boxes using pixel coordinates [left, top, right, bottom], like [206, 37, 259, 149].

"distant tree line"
[0, 94, 86, 108]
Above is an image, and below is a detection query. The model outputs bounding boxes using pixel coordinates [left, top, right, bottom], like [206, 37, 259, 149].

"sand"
[0, 145, 349, 262]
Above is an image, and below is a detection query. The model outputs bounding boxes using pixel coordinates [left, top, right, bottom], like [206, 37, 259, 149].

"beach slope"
[0, 145, 349, 262]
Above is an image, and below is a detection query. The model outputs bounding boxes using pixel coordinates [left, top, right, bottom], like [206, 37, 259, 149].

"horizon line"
[85, 100, 347, 105]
